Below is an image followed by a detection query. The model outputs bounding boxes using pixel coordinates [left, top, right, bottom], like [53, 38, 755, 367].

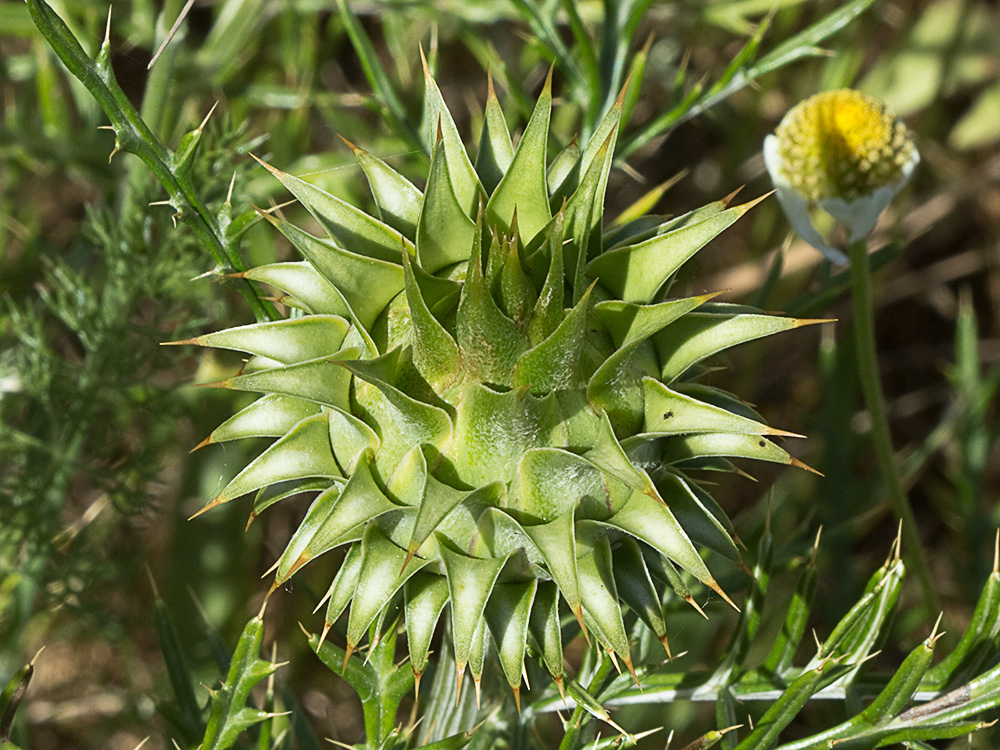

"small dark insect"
[663, 411, 673, 419]
[758, 440, 766, 447]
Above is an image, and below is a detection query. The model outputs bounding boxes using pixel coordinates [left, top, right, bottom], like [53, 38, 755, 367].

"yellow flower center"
[775, 90, 915, 202]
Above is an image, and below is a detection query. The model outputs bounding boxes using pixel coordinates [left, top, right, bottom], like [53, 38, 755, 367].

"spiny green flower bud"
[764, 89, 919, 265]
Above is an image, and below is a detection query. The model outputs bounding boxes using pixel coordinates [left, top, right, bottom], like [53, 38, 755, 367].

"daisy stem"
[847, 238, 939, 616]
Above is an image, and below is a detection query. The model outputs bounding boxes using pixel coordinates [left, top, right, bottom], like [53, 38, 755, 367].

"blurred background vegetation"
[1, 0, 998, 748]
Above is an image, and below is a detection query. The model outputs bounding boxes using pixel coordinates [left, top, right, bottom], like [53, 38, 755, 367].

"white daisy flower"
[764, 89, 919, 265]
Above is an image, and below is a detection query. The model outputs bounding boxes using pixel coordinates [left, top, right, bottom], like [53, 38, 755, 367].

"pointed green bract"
[207, 413, 341, 508]
[405, 573, 451, 678]
[347, 525, 430, 651]
[420, 50, 481, 215]
[403, 251, 462, 391]
[240, 262, 349, 316]
[440, 544, 509, 672]
[186, 65, 817, 691]
[256, 157, 413, 264]
[180, 315, 350, 364]
[587, 198, 765, 303]
[512, 286, 590, 393]
[484, 580, 537, 691]
[417, 139, 478, 274]
[487, 70, 553, 243]
[202, 394, 322, 445]
[222, 355, 355, 408]
[576, 535, 632, 667]
[475, 75, 514, 195]
[656, 312, 822, 382]
[613, 538, 669, 650]
[265, 214, 404, 331]
[346, 138, 423, 237]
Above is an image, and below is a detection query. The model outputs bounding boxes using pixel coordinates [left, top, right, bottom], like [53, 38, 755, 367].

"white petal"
[898, 146, 920, 191]
[764, 135, 849, 265]
[762, 135, 788, 187]
[821, 189, 892, 243]
[773, 186, 849, 265]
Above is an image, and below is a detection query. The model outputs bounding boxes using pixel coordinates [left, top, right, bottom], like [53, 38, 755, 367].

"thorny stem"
[557, 654, 615, 750]
[26, 0, 278, 323]
[847, 238, 938, 616]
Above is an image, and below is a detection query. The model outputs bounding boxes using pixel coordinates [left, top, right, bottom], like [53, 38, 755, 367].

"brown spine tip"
[512, 685, 521, 714]
[189, 435, 213, 454]
[571, 604, 590, 643]
[342, 642, 355, 672]
[419, 42, 432, 80]
[624, 654, 641, 688]
[487, 67, 498, 102]
[789, 457, 823, 476]
[473, 676, 482, 708]
[709, 580, 740, 612]
[192, 379, 229, 391]
[542, 63, 554, 95]
[736, 190, 776, 213]
[285, 554, 309, 580]
[684, 594, 709, 620]
[811, 526, 823, 564]
[607, 648, 621, 674]
[720, 186, 744, 207]
[658, 633, 672, 659]
[763, 426, 806, 439]
[262, 558, 281, 579]
[793, 317, 838, 328]
[994, 530, 999, 575]
[317, 621, 332, 650]
[188, 496, 223, 520]
[249, 153, 281, 177]
[928, 611, 944, 644]
[364, 633, 383, 666]
[337, 133, 359, 153]
[198, 101, 219, 132]
[244, 510, 257, 532]
[614, 69, 634, 108]
[455, 661, 466, 705]
[400, 548, 417, 575]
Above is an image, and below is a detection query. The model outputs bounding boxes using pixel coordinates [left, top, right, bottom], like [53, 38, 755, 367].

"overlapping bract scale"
[180, 65, 823, 699]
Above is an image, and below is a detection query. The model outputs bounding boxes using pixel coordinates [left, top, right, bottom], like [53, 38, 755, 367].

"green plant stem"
[26, 0, 277, 323]
[847, 238, 938, 616]
[557, 655, 615, 750]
